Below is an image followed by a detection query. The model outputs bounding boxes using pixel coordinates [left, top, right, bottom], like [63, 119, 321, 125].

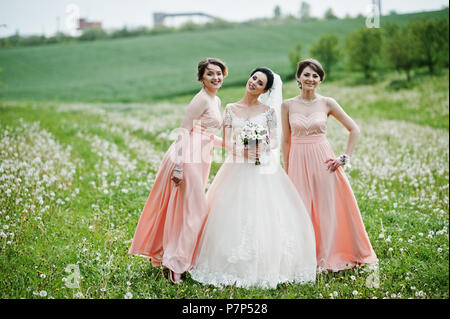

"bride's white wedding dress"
[189, 103, 317, 289]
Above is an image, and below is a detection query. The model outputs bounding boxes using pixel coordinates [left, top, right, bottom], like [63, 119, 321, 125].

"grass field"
[0, 67, 448, 299]
[0, 9, 448, 103]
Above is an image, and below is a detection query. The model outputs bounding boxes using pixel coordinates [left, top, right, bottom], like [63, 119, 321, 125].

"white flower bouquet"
[238, 121, 270, 165]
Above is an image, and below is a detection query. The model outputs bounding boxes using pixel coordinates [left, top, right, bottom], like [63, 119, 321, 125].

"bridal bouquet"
[238, 121, 270, 165]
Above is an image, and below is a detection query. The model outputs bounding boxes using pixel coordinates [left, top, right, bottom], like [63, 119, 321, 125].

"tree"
[178, 21, 199, 32]
[310, 34, 340, 78]
[345, 28, 382, 79]
[289, 42, 302, 75]
[324, 8, 338, 20]
[408, 18, 449, 74]
[382, 24, 417, 81]
[299, 1, 311, 22]
[79, 28, 108, 41]
[274, 5, 281, 19]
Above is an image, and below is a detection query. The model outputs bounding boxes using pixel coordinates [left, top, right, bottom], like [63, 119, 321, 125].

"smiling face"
[202, 64, 224, 90]
[298, 66, 321, 91]
[246, 71, 268, 95]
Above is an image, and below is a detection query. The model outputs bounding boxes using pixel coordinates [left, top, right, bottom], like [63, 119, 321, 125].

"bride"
[189, 67, 317, 289]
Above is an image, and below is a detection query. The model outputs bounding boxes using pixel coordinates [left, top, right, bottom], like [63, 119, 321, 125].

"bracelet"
[173, 167, 183, 173]
[338, 154, 350, 165]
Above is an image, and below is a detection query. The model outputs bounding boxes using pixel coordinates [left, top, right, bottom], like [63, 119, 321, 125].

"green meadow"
[0, 9, 448, 299]
[0, 9, 448, 102]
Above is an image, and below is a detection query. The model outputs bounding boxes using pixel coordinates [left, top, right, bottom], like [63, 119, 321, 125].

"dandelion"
[415, 291, 425, 297]
[352, 290, 358, 296]
[124, 292, 133, 299]
[39, 290, 47, 297]
[437, 247, 443, 253]
[74, 292, 84, 298]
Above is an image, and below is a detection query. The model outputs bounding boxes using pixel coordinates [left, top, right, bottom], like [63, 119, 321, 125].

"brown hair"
[296, 58, 325, 81]
[197, 57, 228, 81]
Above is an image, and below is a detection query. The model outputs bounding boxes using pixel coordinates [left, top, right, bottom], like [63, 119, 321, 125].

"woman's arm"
[325, 97, 360, 172]
[172, 94, 209, 185]
[213, 96, 223, 147]
[281, 101, 291, 173]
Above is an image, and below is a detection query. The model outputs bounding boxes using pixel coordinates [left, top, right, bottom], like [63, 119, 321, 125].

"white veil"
[258, 72, 282, 174]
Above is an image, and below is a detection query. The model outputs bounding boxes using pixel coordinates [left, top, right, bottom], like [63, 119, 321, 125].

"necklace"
[298, 95, 318, 105]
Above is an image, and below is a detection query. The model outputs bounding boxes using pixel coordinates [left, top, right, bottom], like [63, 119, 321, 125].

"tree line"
[289, 18, 449, 81]
[0, 18, 238, 48]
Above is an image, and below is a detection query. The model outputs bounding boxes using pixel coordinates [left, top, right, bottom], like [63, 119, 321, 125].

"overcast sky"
[0, 0, 448, 37]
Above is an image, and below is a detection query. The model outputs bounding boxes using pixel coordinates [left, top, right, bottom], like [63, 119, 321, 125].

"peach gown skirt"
[128, 130, 215, 274]
[288, 134, 378, 271]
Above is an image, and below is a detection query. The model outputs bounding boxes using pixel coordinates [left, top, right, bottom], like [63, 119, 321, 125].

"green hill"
[0, 9, 447, 103]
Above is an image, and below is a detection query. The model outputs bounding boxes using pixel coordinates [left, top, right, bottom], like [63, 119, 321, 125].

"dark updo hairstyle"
[250, 67, 274, 91]
[296, 58, 325, 87]
[197, 57, 228, 81]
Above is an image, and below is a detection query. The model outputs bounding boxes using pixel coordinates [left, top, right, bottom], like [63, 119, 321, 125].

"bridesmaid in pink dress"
[281, 59, 378, 272]
[128, 58, 227, 283]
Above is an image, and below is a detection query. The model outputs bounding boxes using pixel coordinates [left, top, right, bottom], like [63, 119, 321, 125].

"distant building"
[77, 18, 102, 31]
[153, 12, 217, 27]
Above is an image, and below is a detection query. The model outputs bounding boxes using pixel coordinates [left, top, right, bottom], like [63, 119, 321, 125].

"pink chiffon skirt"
[288, 134, 378, 271]
[128, 131, 214, 274]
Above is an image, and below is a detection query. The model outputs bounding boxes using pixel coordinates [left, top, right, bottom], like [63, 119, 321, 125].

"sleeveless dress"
[287, 99, 378, 271]
[128, 104, 222, 274]
[189, 105, 317, 289]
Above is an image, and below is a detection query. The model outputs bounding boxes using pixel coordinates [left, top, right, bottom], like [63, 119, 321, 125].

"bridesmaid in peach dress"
[281, 59, 378, 272]
[128, 58, 227, 283]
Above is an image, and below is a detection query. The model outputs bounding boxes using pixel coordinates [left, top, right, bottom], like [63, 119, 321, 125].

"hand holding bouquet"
[238, 121, 270, 165]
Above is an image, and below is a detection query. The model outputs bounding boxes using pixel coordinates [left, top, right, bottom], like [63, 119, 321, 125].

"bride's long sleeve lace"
[266, 108, 279, 151]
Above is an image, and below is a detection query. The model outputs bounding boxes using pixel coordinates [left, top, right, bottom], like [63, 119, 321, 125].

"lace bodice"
[289, 111, 328, 137]
[223, 104, 277, 141]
